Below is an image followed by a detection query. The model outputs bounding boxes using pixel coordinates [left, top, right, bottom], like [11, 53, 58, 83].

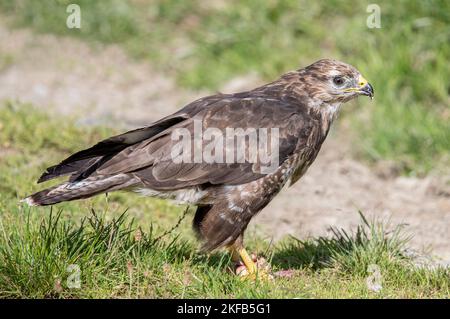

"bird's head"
[298, 59, 374, 104]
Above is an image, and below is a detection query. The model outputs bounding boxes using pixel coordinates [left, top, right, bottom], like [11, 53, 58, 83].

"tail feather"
[23, 174, 135, 206]
[37, 115, 186, 183]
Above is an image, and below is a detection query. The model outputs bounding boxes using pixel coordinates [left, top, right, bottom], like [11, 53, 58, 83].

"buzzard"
[23, 59, 373, 279]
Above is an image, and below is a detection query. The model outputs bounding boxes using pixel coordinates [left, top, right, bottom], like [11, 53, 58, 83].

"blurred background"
[0, 1, 449, 262]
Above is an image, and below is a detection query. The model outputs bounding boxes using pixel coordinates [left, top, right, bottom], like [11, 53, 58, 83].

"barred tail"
[22, 174, 136, 206]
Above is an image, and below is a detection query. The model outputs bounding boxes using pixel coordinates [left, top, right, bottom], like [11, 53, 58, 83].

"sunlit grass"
[1, 205, 448, 298]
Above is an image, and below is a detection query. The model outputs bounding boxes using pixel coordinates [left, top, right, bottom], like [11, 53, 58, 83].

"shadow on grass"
[270, 212, 411, 274]
[177, 211, 412, 277]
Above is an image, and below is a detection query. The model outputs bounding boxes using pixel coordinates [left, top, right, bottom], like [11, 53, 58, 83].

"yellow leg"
[238, 247, 257, 274]
[228, 244, 272, 281]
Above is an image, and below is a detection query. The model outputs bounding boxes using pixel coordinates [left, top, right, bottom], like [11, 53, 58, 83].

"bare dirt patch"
[254, 135, 450, 265]
[0, 21, 204, 127]
[1, 22, 448, 264]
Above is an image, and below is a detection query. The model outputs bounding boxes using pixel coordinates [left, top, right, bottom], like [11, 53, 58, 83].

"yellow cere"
[358, 75, 368, 87]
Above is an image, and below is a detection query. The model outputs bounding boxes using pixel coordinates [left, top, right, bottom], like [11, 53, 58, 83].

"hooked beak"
[343, 75, 374, 99]
[357, 75, 374, 99]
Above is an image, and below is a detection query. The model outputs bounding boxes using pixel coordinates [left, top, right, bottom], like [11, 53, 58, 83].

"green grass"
[2, 207, 448, 298]
[1, 0, 449, 174]
[0, 102, 448, 298]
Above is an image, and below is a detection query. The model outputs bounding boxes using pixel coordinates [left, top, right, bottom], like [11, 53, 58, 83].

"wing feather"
[38, 93, 316, 191]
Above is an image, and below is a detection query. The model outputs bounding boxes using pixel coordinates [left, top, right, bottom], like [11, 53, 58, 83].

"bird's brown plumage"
[24, 59, 373, 252]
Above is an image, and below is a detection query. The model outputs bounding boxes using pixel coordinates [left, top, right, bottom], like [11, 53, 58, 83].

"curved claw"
[233, 250, 273, 281]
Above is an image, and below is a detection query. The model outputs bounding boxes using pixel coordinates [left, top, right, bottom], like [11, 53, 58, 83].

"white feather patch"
[134, 187, 206, 204]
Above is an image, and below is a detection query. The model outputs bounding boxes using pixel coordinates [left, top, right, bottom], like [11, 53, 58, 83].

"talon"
[236, 264, 248, 276]
[238, 268, 273, 281]
[231, 248, 273, 281]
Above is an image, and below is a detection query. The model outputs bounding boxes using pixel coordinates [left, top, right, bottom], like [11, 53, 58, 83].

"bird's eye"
[333, 76, 345, 86]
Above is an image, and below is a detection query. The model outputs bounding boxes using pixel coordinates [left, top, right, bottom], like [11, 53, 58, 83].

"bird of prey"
[23, 59, 373, 279]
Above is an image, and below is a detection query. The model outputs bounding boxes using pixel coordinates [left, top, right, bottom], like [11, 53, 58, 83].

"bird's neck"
[257, 79, 343, 134]
[319, 101, 342, 123]
[308, 98, 342, 136]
